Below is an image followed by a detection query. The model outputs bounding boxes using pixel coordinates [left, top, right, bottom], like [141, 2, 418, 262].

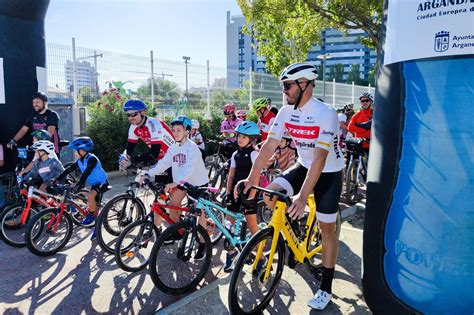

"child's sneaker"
[307, 289, 332, 310]
[194, 242, 206, 260]
[81, 213, 95, 225]
[224, 250, 238, 272]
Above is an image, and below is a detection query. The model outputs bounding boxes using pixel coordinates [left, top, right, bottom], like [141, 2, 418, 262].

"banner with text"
[384, 0, 474, 65]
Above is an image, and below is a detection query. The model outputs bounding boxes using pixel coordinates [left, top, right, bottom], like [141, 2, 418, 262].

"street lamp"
[317, 53, 332, 101]
[183, 56, 191, 97]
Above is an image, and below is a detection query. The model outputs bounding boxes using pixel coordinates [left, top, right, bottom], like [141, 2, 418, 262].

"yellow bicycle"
[228, 185, 341, 314]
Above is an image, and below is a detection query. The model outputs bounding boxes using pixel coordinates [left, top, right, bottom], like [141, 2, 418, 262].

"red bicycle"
[114, 180, 224, 272]
[24, 185, 102, 256]
[0, 185, 90, 247]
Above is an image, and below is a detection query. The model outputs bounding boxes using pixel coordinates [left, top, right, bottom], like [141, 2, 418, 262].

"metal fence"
[45, 41, 375, 117]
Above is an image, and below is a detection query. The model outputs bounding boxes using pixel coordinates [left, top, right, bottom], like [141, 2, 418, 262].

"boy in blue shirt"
[56, 137, 108, 225]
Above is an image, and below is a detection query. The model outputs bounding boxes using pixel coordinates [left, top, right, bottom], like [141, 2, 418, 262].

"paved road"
[0, 174, 368, 314]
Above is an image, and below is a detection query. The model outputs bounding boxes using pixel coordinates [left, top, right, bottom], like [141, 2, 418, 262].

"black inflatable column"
[0, 0, 50, 171]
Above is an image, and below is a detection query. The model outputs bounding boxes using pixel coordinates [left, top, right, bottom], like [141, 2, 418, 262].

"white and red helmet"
[223, 103, 236, 115]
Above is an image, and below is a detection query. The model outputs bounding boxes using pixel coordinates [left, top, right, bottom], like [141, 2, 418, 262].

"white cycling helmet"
[279, 62, 318, 82]
[191, 119, 200, 129]
[31, 140, 55, 155]
[359, 92, 374, 102]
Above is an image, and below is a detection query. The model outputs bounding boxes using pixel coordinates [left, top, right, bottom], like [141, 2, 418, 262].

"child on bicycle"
[266, 131, 297, 173]
[224, 121, 260, 272]
[220, 103, 242, 160]
[18, 129, 54, 177]
[24, 140, 64, 192]
[189, 119, 205, 160]
[143, 115, 209, 255]
[56, 137, 108, 226]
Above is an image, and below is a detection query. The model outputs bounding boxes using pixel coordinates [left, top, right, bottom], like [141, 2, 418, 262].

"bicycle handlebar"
[237, 182, 292, 206]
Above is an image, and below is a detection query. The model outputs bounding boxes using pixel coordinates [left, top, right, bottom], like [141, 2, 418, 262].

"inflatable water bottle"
[0, 0, 50, 172]
[363, 0, 474, 314]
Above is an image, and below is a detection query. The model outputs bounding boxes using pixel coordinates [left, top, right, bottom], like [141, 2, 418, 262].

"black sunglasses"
[360, 99, 371, 103]
[282, 80, 309, 91]
[126, 111, 140, 118]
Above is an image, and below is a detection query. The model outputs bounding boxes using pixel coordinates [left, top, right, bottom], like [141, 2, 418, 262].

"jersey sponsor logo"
[333, 136, 342, 159]
[134, 127, 152, 145]
[321, 130, 335, 136]
[290, 118, 299, 122]
[284, 123, 320, 139]
[295, 140, 316, 149]
[173, 153, 187, 166]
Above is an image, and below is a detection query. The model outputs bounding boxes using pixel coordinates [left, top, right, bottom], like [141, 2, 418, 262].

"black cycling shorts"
[273, 163, 342, 215]
[154, 167, 173, 184]
[90, 182, 109, 202]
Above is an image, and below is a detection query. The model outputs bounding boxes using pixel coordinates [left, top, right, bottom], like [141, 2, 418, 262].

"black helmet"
[32, 92, 48, 103]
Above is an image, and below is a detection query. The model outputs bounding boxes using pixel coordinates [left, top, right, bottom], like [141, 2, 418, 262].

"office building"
[65, 60, 98, 93]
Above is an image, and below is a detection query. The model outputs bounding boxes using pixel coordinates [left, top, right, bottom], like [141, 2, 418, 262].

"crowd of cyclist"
[0, 61, 373, 311]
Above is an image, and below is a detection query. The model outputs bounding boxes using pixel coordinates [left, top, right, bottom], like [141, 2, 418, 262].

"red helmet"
[223, 103, 236, 115]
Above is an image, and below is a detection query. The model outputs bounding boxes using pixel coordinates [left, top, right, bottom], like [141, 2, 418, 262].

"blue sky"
[45, 0, 242, 68]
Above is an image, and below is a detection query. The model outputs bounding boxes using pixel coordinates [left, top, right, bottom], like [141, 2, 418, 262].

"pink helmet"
[223, 103, 236, 115]
[236, 109, 247, 118]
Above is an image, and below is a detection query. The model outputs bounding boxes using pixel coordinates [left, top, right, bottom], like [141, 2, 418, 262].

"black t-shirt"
[24, 109, 61, 153]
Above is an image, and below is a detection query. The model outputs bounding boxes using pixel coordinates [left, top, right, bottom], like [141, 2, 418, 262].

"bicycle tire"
[0, 202, 25, 231]
[305, 211, 342, 275]
[0, 204, 41, 247]
[95, 193, 146, 254]
[25, 207, 74, 256]
[115, 219, 159, 272]
[345, 160, 359, 204]
[228, 227, 286, 314]
[149, 220, 212, 295]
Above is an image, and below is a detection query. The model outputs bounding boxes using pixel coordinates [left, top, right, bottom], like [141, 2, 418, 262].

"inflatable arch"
[363, 0, 473, 314]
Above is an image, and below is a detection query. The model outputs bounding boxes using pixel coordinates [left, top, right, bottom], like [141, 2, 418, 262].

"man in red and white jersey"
[237, 62, 344, 310]
[119, 99, 175, 173]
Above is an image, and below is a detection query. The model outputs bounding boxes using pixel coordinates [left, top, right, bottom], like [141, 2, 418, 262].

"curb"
[157, 276, 230, 314]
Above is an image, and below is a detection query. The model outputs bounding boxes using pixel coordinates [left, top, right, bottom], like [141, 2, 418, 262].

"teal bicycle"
[148, 181, 251, 295]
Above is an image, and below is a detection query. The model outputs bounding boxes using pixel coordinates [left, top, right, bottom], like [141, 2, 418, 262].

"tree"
[327, 63, 345, 83]
[367, 65, 376, 86]
[137, 78, 182, 104]
[346, 64, 367, 85]
[238, 0, 382, 75]
[77, 86, 99, 106]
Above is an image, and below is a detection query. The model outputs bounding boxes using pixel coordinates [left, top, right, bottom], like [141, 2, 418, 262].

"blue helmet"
[69, 137, 94, 152]
[171, 115, 192, 131]
[235, 121, 260, 137]
[123, 99, 147, 112]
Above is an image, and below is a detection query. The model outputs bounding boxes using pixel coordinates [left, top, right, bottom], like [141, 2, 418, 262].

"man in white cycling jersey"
[237, 62, 344, 310]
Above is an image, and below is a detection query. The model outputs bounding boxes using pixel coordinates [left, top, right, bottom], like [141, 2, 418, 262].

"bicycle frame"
[151, 202, 189, 225]
[197, 198, 247, 248]
[19, 186, 59, 225]
[254, 194, 319, 282]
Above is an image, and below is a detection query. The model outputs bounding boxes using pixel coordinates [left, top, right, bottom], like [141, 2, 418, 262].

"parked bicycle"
[344, 137, 368, 204]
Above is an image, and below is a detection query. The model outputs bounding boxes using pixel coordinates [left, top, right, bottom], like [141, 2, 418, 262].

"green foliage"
[238, 0, 383, 75]
[346, 64, 367, 85]
[78, 86, 99, 106]
[327, 63, 345, 83]
[86, 88, 129, 171]
[137, 78, 182, 105]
